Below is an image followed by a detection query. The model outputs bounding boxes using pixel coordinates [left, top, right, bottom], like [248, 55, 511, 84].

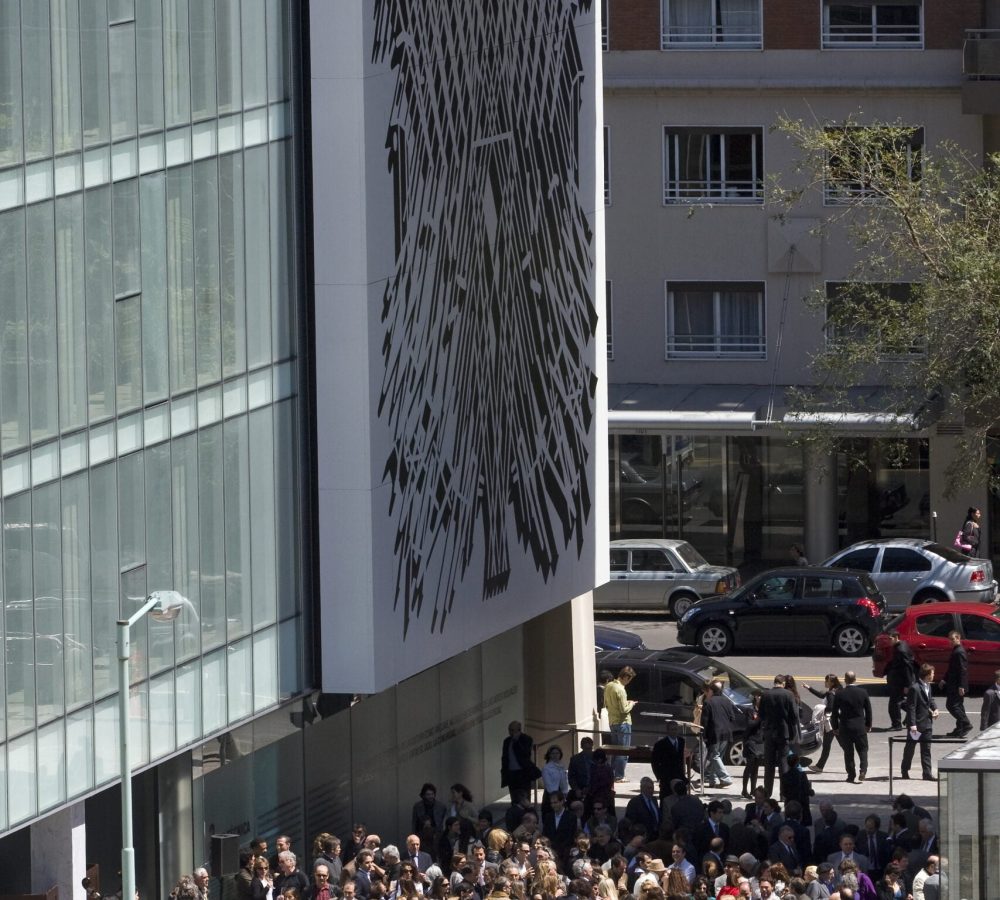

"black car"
[676, 567, 887, 657]
[594, 624, 647, 651]
[595, 648, 820, 766]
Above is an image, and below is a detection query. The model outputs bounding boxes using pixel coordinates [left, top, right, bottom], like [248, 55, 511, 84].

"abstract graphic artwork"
[374, 0, 598, 637]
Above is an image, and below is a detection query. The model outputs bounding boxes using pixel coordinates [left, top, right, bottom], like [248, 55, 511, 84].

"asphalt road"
[595, 615, 985, 827]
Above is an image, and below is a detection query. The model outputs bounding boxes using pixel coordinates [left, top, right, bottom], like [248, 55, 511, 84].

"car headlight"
[680, 608, 699, 624]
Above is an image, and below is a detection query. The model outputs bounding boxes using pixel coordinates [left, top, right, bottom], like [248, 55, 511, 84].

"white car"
[595, 538, 740, 618]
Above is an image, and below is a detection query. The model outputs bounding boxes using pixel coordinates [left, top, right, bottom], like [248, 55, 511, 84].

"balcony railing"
[663, 178, 763, 204]
[822, 23, 922, 48]
[964, 29, 1000, 80]
[667, 333, 766, 357]
[661, 24, 762, 49]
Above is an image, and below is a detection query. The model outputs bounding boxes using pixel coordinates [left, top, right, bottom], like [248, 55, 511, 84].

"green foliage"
[772, 114, 1000, 495]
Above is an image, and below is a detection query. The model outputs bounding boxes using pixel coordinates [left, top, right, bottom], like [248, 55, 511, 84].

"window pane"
[0, 209, 29, 452]
[140, 173, 169, 401]
[22, 1, 53, 160]
[38, 720, 66, 811]
[120, 564, 148, 683]
[56, 195, 89, 430]
[172, 433, 202, 661]
[227, 637, 252, 722]
[718, 289, 761, 351]
[193, 159, 221, 385]
[915, 612, 954, 637]
[4, 493, 36, 736]
[86, 186, 116, 421]
[167, 167, 196, 392]
[225, 416, 251, 640]
[670, 289, 714, 352]
[118, 452, 146, 570]
[150, 671, 176, 759]
[27, 202, 59, 441]
[266, 0, 289, 102]
[114, 178, 141, 297]
[253, 628, 277, 711]
[34, 484, 65, 725]
[91, 463, 120, 698]
[136, 0, 165, 133]
[189, 0, 217, 120]
[0, 3, 23, 166]
[270, 140, 295, 361]
[249, 407, 277, 627]
[163, 0, 190, 127]
[176, 660, 201, 745]
[51, 0, 82, 154]
[202, 648, 227, 733]
[146, 443, 175, 675]
[199, 425, 226, 650]
[244, 146, 271, 366]
[8, 733, 37, 824]
[216, 0, 242, 114]
[63, 472, 94, 709]
[116, 294, 143, 412]
[81, 0, 111, 147]
[219, 153, 247, 376]
[241, 0, 266, 108]
[110, 23, 138, 141]
[94, 695, 120, 784]
[66, 707, 95, 796]
[273, 399, 299, 621]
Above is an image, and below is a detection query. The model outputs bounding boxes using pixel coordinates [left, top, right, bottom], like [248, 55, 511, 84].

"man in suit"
[982, 669, 1000, 731]
[831, 670, 873, 783]
[701, 681, 736, 788]
[859, 814, 889, 880]
[767, 825, 800, 874]
[542, 792, 577, 859]
[624, 777, 662, 838]
[827, 833, 870, 875]
[501, 721, 537, 794]
[775, 800, 811, 863]
[568, 737, 594, 801]
[651, 722, 687, 799]
[404, 835, 433, 874]
[693, 800, 730, 861]
[902, 663, 940, 780]
[758, 676, 800, 797]
[940, 631, 972, 737]
[743, 786, 768, 825]
[885, 631, 918, 731]
[812, 801, 848, 862]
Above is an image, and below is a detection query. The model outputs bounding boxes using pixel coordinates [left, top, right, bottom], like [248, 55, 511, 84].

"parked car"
[595, 539, 741, 618]
[676, 567, 887, 657]
[872, 602, 1000, 688]
[594, 624, 647, 652]
[595, 648, 820, 766]
[823, 538, 997, 612]
[618, 458, 703, 526]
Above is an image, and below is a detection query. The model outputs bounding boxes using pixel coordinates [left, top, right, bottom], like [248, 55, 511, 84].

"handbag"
[954, 529, 971, 552]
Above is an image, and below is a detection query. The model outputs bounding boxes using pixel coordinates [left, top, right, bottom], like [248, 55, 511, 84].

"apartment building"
[603, 0, 1000, 567]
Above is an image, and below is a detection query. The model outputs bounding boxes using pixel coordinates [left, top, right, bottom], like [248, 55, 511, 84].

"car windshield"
[693, 662, 758, 705]
[924, 542, 972, 563]
[674, 542, 708, 569]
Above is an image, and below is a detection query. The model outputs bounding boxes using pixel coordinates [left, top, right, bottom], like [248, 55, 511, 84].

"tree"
[772, 116, 1000, 495]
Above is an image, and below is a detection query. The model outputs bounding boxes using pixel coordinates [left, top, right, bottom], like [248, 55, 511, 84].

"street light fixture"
[117, 591, 186, 900]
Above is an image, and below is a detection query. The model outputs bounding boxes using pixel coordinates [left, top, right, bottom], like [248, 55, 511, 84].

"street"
[595, 615, 982, 826]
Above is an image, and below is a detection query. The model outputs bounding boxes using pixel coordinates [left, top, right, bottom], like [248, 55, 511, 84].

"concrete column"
[522, 592, 599, 760]
[30, 801, 86, 900]
[804, 443, 838, 563]
[158, 753, 194, 897]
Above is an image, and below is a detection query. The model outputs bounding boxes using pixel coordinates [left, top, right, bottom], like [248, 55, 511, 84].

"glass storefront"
[610, 433, 929, 569]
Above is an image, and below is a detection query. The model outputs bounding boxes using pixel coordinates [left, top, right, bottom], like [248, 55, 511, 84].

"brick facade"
[764, 0, 821, 49]
[609, 0, 661, 50]
[925, 0, 982, 50]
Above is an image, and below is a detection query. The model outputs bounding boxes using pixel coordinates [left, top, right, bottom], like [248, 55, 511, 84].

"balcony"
[962, 29, 1000, 115]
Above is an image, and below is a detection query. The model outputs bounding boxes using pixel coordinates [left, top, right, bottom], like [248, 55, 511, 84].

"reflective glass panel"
[193, 159, 221, 385]
[33, 483, 65, 724]
[86, 186, 116, 422]
[63, 472, 94, 709]
[0, 209, 29, 452]
[56, 195, 89, 430]
[0, 3, 22, 166]
[136, 0, 164, 133]
[27, 202, 59, 442]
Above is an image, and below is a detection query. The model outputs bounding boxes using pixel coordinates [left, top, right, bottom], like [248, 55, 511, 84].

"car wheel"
[697, 624, 732, 655]
[912, 589, 947, 605]
[670, 592, 698, 619]
[726, 740, 745, 767]
[834, 624, 869, 656]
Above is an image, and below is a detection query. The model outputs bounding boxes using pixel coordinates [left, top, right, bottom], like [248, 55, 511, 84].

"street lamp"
[117, 591, 186, 900]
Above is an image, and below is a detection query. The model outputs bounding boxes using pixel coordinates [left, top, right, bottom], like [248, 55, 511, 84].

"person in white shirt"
[912, 855, 938, 900]
[666, 845, 696, 888]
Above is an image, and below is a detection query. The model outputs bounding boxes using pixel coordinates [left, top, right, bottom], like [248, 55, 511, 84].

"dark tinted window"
[660, 672, 685, 704]
[803, 576, 852, 599]
[627, 667, 656, 702]
[961, 613, 1000, 642]
[833, 548, 878, 572]
[925, 543, 970, 563]
[632, 550, 674, 572]
[610, 549, 628, 572]
[755, 576, 797, 600]
[881, 548, 932, 573]
[915, 613, 954, 638]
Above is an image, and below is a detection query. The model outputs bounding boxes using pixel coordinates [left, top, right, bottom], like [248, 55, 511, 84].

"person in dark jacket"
[902, 663, 939, 780]
[758, 676, 799, 797]
[958, 507, 981, 555]
[940, 631, 971, 737]
[884, 632, 917, 731]
[702, 681, 736, 788]
[981, 669, 1000, 731]
[805, 674, 841, 773]
[831, 671, 872, 783]
[652, 722, 688, 800]
[500, 722, 538, 794]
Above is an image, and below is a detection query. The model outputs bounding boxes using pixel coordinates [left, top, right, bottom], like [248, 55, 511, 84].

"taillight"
[857, 597, 880, 617]
[971, 568, 986, 584]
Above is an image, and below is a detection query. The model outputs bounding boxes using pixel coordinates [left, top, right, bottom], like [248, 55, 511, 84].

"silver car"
[823, 538, 998, 612]
[595, 538, 740, 618]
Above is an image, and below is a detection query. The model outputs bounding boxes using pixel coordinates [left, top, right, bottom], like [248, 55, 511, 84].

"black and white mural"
[373, 0, 598, 638]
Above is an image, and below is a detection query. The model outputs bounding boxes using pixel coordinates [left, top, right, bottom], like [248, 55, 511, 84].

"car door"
[628, 547, 677, 610]
[799, 575, 848, 646]
[735, 575, 799, 648]
[624, 665, 661, 740]
[909, 610, 957, 673]
[877, 548, 933, 610]
[959, 612, 1000, 685]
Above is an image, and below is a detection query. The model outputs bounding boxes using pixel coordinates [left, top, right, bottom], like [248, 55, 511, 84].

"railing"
[667, 333, 766, 357]
[822, 23, 922, 48]
[663, 179, 763, 204]
[964, 29, 1000, 81]
[661, 25, 762, 49]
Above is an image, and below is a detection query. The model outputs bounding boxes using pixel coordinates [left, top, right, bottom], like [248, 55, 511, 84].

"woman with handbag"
[955, 507, 981, 556]
[806, 674, 842, 773]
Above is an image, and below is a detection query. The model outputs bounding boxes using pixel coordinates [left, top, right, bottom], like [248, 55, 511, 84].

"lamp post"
[117, 591, 185, 900]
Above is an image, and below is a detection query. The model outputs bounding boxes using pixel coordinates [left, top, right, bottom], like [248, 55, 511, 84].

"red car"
[873, 602, 1000, 687]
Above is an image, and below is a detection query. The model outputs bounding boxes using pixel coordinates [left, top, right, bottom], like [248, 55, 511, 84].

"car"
[872, 602, 1000, 688]
[594, 624, 647, 652]
[595, 648, 820, 766]
[675, 567, 887, 657]
[618, 458, 703, 527]
[822, 538, 997, 612]
[594, 539, 741, 618]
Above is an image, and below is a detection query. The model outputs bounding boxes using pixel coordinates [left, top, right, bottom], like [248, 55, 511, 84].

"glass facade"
[609, 434, 928, 569]
[0, 0, 306, 832]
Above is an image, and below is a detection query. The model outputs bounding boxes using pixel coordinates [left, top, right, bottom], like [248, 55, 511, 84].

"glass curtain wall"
[0, 0, 306, 833]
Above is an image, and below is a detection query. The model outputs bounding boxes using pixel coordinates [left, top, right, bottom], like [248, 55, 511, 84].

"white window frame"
[665, 281, 766, 359]
[823, 125, 923, 205]
[821, 0, 924, 49]
[606, 280, 614, 360]
[824, 281, 926, 358]
[661, 0, 763, 49]
[604, 125, 611, 206]
[663, 127, 764, 204]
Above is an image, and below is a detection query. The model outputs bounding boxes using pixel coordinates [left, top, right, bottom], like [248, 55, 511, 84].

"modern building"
[603, 0, 1000, 568]
[0, 2, 605, 896]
